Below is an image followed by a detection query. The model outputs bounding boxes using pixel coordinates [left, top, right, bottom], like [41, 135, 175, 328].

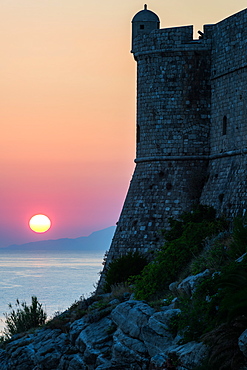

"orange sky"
[0, 0, 246, 247]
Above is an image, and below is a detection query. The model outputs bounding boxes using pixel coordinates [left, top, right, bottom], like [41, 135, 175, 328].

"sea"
[0, 249, 104, 333]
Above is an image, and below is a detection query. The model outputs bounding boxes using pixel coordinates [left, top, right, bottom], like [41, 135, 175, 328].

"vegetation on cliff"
[2, 296, 47, 339]
[103, 205, 247, 368]
[103, 251, 148, 293]
[2, 206, 247, 369]
[132, 205, 227, 300]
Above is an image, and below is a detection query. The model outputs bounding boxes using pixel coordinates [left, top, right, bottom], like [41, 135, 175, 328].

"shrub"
[133, 205, 228, 300]
[104, 251, 148, 292]
[3, 296, 47, 338]
[202, 318, 247, 370]
[172, 259, 247, 344]
[229, 216, 247, 259]
[175, 274, 222, 342]
[216, 260, 247, 322]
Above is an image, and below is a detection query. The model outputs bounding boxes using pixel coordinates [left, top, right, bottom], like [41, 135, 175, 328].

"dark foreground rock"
[1, 271, 247, 369]
[0, 298, 208, 370]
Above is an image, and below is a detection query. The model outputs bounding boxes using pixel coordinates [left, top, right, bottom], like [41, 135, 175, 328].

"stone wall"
[106, 159, 207, 263]
[200, 8, 247, 217]
[200, 154, 247, 218]
[136, 47, 211, 158]
[99, 7, 247, 283]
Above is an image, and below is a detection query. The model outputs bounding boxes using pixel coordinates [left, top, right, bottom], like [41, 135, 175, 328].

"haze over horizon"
[0, 226, 116, 251]
[1, 0, 246, 248]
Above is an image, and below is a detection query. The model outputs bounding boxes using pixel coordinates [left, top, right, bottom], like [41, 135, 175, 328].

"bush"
[104, 251, 148, 292]
[190, 217, 247, 275]
[133, 205, 228, 300]
[3, 296, 47, 338]
[229, 217, 247, 259]
[172, 257, 247, 345]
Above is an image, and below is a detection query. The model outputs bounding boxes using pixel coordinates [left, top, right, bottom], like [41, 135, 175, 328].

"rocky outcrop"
[169, 269, 211, 297]
[1, 271, 247, 369]
[0, 296, 210, 370]
[239, 329, 247, 358]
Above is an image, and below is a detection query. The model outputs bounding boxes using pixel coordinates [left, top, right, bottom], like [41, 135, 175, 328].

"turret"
[131, 4, 160, 52]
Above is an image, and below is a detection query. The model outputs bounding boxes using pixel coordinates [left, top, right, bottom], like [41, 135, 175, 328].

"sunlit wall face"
[0, 0, 245, 247]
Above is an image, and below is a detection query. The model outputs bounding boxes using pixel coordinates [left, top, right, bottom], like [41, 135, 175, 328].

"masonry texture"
[100, 6, 247, 279]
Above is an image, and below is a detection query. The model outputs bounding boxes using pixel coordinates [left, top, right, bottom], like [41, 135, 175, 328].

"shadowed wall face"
[200, 9, 247, 216]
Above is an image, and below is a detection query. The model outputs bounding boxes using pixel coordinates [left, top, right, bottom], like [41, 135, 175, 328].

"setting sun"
[29, 214, 51, 233]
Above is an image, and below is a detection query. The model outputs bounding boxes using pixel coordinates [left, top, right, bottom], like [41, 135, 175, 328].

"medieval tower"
[101, 5, 247, 275]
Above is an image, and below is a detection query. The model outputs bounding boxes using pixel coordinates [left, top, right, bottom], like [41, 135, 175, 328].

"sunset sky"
[0, 0, 246, 247]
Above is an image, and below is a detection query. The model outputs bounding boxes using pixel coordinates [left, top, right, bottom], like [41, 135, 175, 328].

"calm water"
[0, 250, 104, 332]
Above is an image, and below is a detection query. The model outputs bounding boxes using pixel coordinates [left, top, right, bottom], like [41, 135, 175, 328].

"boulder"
[142, 309, 181, 357]
[112, 328, 149, 369]
[75, 315, 113, 366]
[169, 281, 179, 295]
[168, 341, 209, 369]
[111, 300, 155, 340]
[239, 329, 247, 357]
[69, 317, 88, 344]
[32, 330, 69, 369]
[176, 270, 211, 297]
[150, 353, 169, 368]
[67, 354, 87, 370]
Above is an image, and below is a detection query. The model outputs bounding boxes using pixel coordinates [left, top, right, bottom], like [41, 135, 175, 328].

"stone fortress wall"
[200, 9, 247, 216]
[100, 6, 247, 277]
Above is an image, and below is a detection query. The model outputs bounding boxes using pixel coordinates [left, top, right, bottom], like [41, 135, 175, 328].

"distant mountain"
[3, 226, 116, 252]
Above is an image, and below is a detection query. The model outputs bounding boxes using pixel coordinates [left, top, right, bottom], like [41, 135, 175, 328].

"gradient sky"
[0, 0, 246, 247]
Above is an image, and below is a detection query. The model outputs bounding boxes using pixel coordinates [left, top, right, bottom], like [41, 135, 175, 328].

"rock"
[0, 297, 211, 370]
[109, 298, 120, 306]
[239, 329, 247, 357]
[168, 341, 209, 369]
[112, 328, 149, 369]
[113, 328, 148, 356]
[176, 270, 211, 297]
[10, 346, 36, 370]
[142, 309, 181, 357]
[150, 353, 169, 367]
[236, 253, 247, 263]
[75, 315, 113, 366]
[33, 330, 69, 369]
[67, 354, 87, 370]
[123, 292, 131, 301]
[169, 281, 179, 295]
[83, 346, 100, 365]
[69, 317, 88, 344]
[111, 300, 155, 340]
[58, 354, 86, 370]
[0, 349, 9, 370]
[95, 353, 112, 369]
[75, 315, 112, 349]
[149, 309, 181, 332]
[95, 362, 112, 370]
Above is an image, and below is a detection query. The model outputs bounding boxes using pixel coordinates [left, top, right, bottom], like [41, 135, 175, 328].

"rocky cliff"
[1, 268, 247, 370]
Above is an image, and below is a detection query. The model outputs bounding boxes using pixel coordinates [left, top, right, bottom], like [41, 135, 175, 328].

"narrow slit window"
[140, 25, 144, 29]
[223, 116, 227, 135]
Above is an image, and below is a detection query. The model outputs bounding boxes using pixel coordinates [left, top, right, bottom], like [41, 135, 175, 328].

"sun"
[29, 214, 51, 233]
